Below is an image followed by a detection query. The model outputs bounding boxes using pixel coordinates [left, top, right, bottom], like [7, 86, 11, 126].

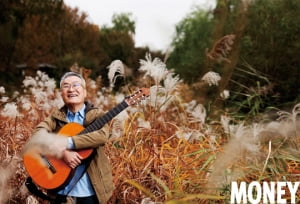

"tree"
[239, 0, 300, 104]
[0, 0, 63, 89]
[167, 8, 213, 83]
[99, 12, 136, 64]
[168, 0, 300, 116]
[111, 12, 135, 35]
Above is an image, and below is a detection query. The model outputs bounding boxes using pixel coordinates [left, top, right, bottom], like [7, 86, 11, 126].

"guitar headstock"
[125, 87, 150, 106]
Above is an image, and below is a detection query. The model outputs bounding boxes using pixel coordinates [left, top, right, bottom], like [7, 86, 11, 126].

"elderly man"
[32, 72, 115, 204]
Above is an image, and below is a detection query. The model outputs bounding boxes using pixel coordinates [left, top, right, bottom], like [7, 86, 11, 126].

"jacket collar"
[52, 101, 98, 124]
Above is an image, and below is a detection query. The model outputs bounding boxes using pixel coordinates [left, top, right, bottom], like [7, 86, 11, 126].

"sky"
[63, 0, 216, 51]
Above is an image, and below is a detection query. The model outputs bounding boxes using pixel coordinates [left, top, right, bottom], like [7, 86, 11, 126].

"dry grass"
[0, 68, 300, 204]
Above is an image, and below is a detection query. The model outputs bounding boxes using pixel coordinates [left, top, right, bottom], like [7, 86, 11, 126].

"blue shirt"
[58, 104, 95, 197]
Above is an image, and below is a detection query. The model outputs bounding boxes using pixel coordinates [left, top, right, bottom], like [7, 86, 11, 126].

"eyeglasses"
[61, 82, 83, 90]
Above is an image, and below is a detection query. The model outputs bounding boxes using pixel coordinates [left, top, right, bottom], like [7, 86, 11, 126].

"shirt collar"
[67, 104, 86, 118]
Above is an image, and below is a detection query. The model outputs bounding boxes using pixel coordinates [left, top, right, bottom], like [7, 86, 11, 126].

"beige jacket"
[34, 102, 115, 203]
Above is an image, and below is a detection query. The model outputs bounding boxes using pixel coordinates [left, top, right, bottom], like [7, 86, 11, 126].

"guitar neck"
[80, 100, 128, 134]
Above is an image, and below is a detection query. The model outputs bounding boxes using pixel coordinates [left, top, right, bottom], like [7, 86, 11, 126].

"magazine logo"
[230, 181, 299, 204]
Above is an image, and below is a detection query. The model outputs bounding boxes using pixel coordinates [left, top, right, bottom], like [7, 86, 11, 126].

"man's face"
[61, 76, 87, 106]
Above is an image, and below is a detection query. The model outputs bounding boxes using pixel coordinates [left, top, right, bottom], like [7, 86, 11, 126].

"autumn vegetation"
[0, 0, 300, 203]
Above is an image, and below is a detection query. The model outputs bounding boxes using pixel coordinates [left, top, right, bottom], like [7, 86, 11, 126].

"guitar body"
[23, 123, 93, 190]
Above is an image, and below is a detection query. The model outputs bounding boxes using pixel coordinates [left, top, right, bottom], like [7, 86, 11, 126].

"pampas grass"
[0, 54, 299, 203]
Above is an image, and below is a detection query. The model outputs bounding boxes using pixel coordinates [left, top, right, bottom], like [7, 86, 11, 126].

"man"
[33, 72, 115, 203]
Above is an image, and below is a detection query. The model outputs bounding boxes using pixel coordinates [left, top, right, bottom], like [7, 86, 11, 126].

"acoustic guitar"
[23, 88, 149, 190]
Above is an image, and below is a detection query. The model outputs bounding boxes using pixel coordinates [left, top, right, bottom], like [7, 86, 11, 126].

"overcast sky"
[63, 0, 216, 51]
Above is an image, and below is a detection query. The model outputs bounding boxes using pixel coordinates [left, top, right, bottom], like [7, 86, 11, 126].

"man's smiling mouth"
[68, 94, 78, 98]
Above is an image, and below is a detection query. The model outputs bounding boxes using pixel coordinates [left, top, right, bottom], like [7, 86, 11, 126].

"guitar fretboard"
[80, 100, 128, 134]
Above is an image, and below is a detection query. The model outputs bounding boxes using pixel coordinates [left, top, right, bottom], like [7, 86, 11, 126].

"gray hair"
[60, 72, 86, 88]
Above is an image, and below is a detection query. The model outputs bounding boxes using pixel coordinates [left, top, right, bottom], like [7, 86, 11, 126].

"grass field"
[1, 57, 299, 203]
